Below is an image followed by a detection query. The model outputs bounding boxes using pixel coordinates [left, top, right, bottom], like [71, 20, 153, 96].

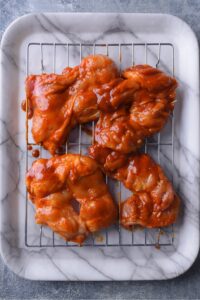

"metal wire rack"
[25, 42, 175, 248]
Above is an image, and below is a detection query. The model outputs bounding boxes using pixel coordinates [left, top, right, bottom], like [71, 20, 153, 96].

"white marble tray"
[0, 13, 199, 280]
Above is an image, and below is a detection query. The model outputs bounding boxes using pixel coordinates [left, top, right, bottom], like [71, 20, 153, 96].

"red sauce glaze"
[155, 244, 161, 250]
[21, 99, 33, 119]
[25, 154, 117, 244]
[28, 109, 33, 119]
[32, 149, 40, 158]
[25, 55, 119, 154]
[21, 100, 26, 112]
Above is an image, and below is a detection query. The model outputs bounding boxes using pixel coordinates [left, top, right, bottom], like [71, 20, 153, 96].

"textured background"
[0, 0, 200, 299]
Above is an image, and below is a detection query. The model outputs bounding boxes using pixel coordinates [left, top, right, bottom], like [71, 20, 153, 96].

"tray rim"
[0, 12, 199, 281]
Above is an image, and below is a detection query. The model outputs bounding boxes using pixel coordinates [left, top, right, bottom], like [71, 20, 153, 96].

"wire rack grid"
[25, 42, 175, 248]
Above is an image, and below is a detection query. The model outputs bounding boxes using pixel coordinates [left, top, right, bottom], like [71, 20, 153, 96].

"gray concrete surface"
[0, 0, 200, 299]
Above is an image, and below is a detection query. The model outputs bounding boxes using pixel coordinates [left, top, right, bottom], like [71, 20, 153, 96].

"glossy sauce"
[32, 149, 40, 158]
[89, 145, 180, 229]
[21, 99, 33, 119]
[25, 55, 119, 155]
[155, 244, 161, 250]
[21, 99, 26, 111]
[26, 154, 117, 244]
[28, 110, 33, 119]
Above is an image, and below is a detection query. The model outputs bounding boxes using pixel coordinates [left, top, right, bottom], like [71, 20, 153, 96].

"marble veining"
[0, 13, 199, 280]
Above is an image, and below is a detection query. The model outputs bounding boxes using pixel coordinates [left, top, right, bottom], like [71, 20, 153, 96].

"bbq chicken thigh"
[89, 145, 180, 228]
[25, 55, 119, 154]
[95, 65, 177, 153]
[25, 55, 180, 234]
[26, 154, 117, 244]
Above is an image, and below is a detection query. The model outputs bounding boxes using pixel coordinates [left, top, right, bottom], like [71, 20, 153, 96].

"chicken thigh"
[26, 154, 117, 244]
[25, 55, 119, 154]
[95, 65, 177, 153]
[89, 145, 180, 228]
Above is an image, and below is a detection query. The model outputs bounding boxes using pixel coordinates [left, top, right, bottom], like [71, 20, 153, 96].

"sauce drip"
[27, 109, 33, 119]
[32, 149, 40, 158]
[21, 99, 33, 119]
[95, 234, 104, 243]
[21, 100, 26, 112]
[27, 145, 32, 151]
[155, 244, 161, 250]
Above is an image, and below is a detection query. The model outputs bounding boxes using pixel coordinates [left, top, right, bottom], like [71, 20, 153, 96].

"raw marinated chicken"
[89, 145, 180, 228]
[25, 55, 119, 154]
[26, 154, 117, 244]
[95, 107, 144, 153]
[95, 65, 177, 153]
[25, 58, 177, 155]
[96, 64, 177, 110]
[25, 56, 179, 233]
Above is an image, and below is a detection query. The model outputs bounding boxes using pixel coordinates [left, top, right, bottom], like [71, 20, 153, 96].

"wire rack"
[25, 42, 175, 248]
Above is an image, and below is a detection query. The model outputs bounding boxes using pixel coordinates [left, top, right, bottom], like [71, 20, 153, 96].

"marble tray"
[0, 13, 199, 281]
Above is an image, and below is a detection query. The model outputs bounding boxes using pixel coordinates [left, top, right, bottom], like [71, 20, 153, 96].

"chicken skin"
[90, 65, 179, 228]
[95, 107, 144, 153]
[25, 55, 119, 154]
[25, 56, 179, 234]
[95, 65, 177, 153]
[96, 64, 177, 110]
[26, 154, 117, 244]
[89, 144, 180, 228]
[25, 59, 177, 155]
